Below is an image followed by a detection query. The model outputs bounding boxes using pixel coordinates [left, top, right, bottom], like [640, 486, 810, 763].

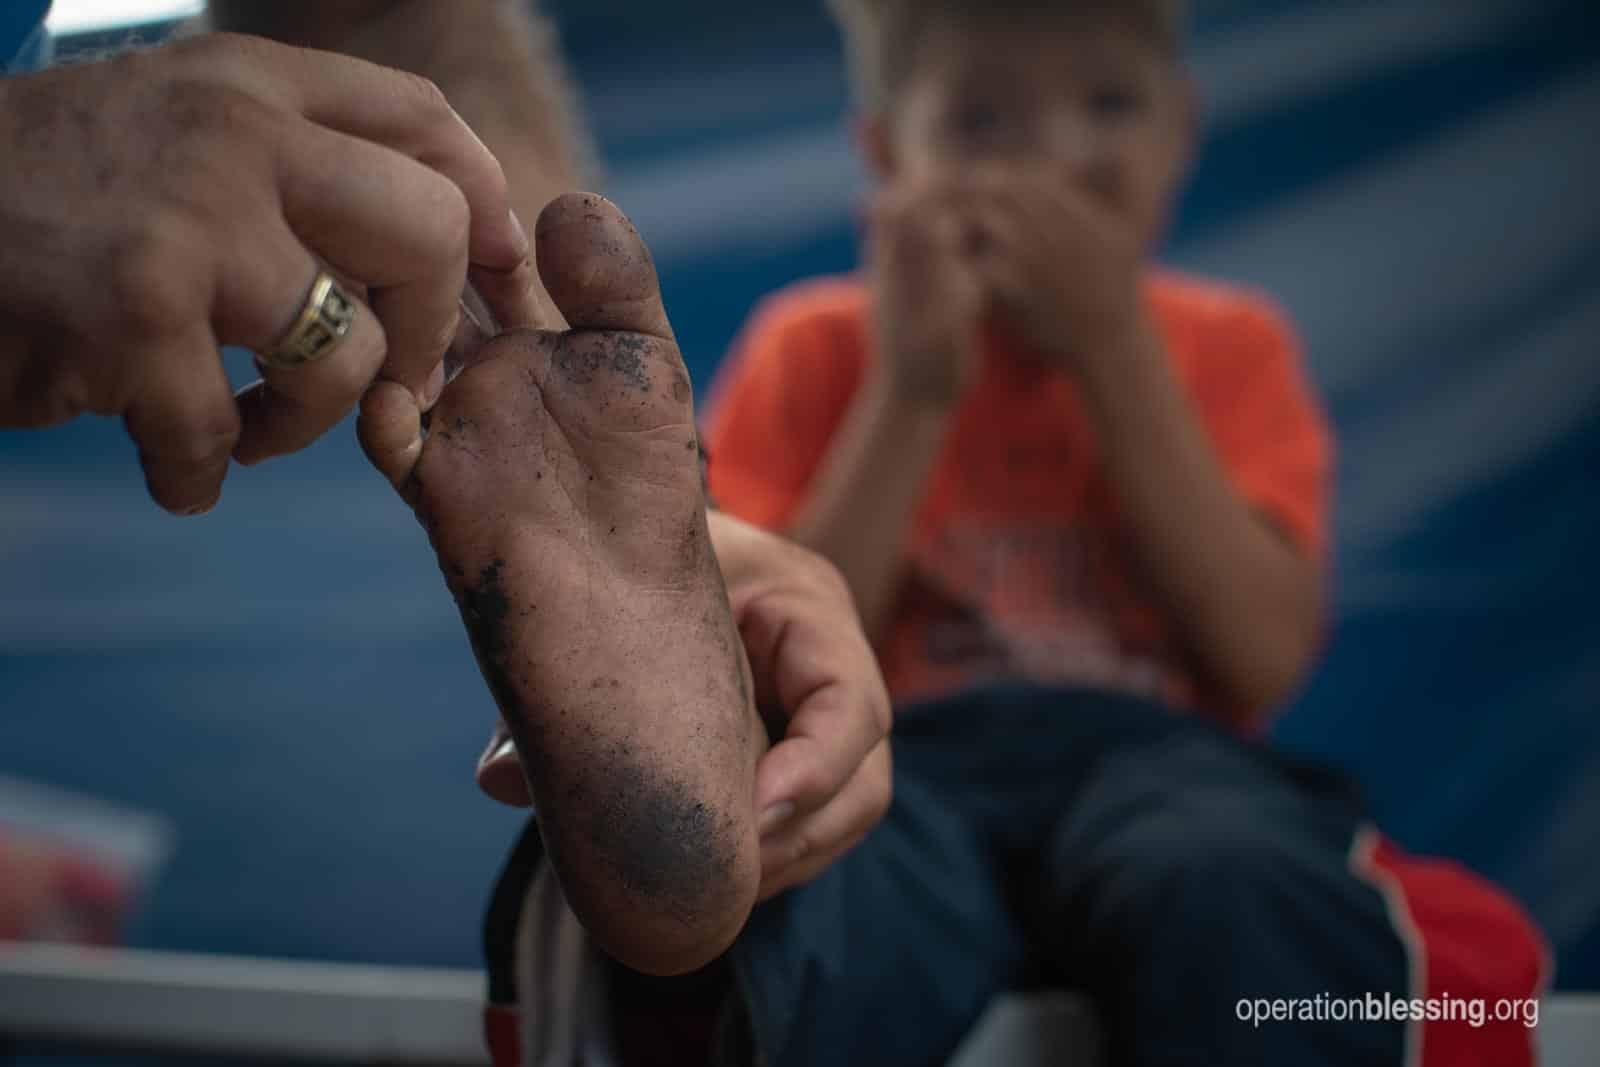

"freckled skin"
[410, 194, 763, 975]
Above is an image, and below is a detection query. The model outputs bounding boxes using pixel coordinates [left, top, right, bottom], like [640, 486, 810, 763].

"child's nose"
[1048, 112, 1098, 170]
[1047, 116, 1121, 202]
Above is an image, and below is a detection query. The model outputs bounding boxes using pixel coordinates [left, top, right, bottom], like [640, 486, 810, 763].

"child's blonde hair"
[827, 0, 1187, 113]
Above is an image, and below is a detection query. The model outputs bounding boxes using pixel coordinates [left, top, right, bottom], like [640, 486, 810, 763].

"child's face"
[874, 15, 1192, 249]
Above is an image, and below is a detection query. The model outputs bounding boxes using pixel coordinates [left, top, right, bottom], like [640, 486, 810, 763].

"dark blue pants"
[728, 684, 1412, 1067]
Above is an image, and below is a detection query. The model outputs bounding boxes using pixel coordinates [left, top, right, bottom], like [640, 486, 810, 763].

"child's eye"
[1088, 86, 1143, 121]
[949, 101, 1009, 143]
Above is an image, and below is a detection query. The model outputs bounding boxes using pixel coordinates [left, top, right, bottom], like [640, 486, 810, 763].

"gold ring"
[262, 272, 357, 370]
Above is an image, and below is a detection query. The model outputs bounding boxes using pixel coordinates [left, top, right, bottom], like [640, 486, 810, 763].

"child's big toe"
[535, 193, 673, 340]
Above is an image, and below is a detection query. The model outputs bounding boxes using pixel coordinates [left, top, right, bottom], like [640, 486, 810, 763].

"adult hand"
[708, 511, 893, 901]
[469, 510, 893, 904]
[0, 33, 541, 514]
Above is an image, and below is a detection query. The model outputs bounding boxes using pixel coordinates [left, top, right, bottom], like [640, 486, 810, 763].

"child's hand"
[867, 180, 986, 409]
[963, 168, 1146, 376]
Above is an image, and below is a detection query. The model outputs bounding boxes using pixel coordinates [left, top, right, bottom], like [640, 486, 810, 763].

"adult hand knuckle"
[43, 377, 90, 426]
[20, 370, 88, 428]
[788, 543, 848, 599]
[107, 223, 200, 337]
[149, 84, 278, 203]
[174, 31, 244, 64]
[482, 155, 511, 210]
[165, 408, 241, 466]
[105, 46, 158, 92]
[422, 179, 472, 261]
[158, 76, 258, 136]
[810, 554, 852, 598]
[397, 71, 453, 124]
[796, 759, 835, 801]
[209, 85, 279, 139]
[326, 333, 384, 398]
[175, 33, 273, 82]
[237, 256, 315, 347]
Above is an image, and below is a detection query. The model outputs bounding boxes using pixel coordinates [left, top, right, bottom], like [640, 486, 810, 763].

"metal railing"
[0, 943, 488, 1064]
[6, 943, 1600, 1066]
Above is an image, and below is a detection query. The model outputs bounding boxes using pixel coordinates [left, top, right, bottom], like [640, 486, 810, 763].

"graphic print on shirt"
[886, 517, 1176, 704]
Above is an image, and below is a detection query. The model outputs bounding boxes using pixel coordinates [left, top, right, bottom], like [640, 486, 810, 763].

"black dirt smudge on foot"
[555, 334, 654, 393]
[607, 334, 652, 393]
[563, 743, 740, 931]
[458, 559, 525, 718]
[461, 559, 510, 655]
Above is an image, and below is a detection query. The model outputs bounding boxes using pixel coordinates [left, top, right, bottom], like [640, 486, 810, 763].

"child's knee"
[1049, 794, 1294, 935]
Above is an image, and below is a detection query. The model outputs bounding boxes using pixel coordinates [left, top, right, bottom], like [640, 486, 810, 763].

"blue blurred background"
[2, 0, 1597, 1013]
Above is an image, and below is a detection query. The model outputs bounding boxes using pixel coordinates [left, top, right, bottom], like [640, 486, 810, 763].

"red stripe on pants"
[1353, 828, 1550, 1067]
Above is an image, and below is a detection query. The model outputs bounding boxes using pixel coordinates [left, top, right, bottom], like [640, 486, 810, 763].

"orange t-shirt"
[703, 271, 1333, 719]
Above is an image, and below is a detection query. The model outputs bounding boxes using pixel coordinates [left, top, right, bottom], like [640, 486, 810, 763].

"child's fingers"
[958, 167, 1065, 240]
[952, 191, 1020, 268]
[874, 177, 970, 241]
[975, 168, 1113, 249]
[960, 203, 1034, 306]
[977, 258, 1030, 314]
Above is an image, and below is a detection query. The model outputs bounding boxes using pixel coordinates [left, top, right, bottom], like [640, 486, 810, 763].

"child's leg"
[1025, 732, 1545, 1067]
[727, 767, 1025, 1067]
[723, 685, 1195, 1067]
[722, 685, 1184, 1066]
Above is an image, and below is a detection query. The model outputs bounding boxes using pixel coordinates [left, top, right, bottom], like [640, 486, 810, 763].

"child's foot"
[387, 194, 763, 975]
